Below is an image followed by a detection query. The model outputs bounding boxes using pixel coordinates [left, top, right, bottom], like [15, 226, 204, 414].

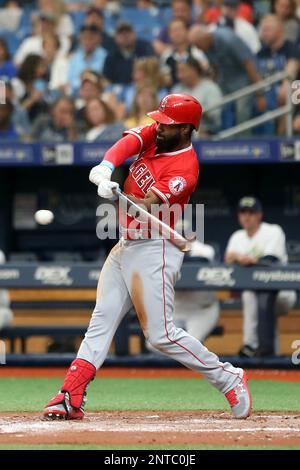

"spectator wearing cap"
[172, 57, 222, 135]
[103, 21, 154, 86]
[67, 24, 107, 94]
[225, 196, 297, 357]
[217, 0, 261, 54]
[160, 18, 208, 86]
[0, 38, 17, 81]
[189, 24, 267, 128]
[14, 10, 71, 66]
[0, 100, 21, 140]
[83, 7, 116, 53]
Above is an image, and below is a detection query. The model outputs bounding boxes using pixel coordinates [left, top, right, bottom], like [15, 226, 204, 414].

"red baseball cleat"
[43, 392, 85, 421]
[225, 371, 252, 419]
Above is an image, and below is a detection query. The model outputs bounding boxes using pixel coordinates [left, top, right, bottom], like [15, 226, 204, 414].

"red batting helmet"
[147, 94, 202, 130]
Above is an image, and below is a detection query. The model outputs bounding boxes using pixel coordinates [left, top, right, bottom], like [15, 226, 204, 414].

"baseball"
[34, 209, 54, 225]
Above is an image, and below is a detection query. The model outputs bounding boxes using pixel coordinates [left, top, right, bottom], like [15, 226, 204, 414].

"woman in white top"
[42, 32, 69, 95]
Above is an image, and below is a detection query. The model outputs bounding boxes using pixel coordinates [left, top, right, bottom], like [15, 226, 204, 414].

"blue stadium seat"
[120, 6, 162, 41]
[160, 6, 172, 28]
[0, 31, 22, 57]
[69, 10, 86, 35]
[103, 9, 120, 37]
[17, 8, 33, 41]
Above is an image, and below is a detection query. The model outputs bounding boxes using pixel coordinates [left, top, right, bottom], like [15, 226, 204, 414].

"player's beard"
[156, 134, 181, 153]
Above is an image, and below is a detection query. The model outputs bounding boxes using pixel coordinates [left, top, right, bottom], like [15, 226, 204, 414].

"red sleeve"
[123, 123, 157, 152]
[151, 171, 198, 206]
[103, 134, 141, 169]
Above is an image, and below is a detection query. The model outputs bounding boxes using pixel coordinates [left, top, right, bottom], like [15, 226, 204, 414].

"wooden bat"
[113, 189, 194, 252]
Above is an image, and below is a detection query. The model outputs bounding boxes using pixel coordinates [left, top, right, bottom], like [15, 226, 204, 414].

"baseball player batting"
[44, 94, 252, 420]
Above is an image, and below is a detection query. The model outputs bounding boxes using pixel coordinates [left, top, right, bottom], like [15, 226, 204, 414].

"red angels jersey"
[121, 122, 199, 237]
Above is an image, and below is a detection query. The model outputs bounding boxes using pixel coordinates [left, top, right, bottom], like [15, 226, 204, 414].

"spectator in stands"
[14, 11, 71, 67]
[200, 0, 254, 25]
[257, 15, 299, 84]
[124, 86, 157, 129]
[172, 57, 222, 134]
[4, 81, 31, 138]
[42, 33, 69, 97]
[37, 0, 75, 39]
[274, 0, 300, 43]
[85, 97, 124, 142]
[31, 96, 80, 141]
[103, 21, 154, 86]
[255, 15, 300, 134]
[174, 240, 220, 343]
[154, 0, 194, 54]
[0, 38, 17, 81]
[189, 24, 267, 127]
[83, 7, 116, 52]
[68, 24, 107, 94]
[16, 54, 49, 123]
[0, 250, 13, 330]
[217, 0, 261, 54]
[0, 100, 20, 140]
[225, 196, 297, 357]
[77, 70, 124, 121]
[160, 18, 208, 86]
[123, 57, 168, 115]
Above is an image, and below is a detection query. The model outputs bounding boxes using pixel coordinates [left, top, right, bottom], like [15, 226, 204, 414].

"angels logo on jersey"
[168, 176, 187, 195]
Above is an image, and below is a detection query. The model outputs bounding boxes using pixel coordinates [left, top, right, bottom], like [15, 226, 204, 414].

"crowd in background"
[0, 0, 299, 142]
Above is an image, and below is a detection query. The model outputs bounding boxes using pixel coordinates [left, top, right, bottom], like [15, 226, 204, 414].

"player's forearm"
[102, 134, 141, 170]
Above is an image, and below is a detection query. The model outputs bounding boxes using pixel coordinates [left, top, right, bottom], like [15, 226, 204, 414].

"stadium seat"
[69, 10, 86, 35]
[120, 6, 162, 41]
[0, 31, 22, 57]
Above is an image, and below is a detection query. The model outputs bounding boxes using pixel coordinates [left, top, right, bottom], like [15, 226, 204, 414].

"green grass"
[0, 377, 299, 412]
[0, 444, 299, 450]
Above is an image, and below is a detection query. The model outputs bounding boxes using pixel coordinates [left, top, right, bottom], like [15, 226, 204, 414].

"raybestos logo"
[197, 267, 235, 287]
[34, 266, 73, 286]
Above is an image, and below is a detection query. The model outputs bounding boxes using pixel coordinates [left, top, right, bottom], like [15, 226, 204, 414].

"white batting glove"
[89, 163, 119, 199]
[97, 180, 119, 199]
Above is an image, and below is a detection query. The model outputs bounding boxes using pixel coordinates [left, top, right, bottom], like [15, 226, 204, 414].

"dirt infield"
[0, 411, 300, 447]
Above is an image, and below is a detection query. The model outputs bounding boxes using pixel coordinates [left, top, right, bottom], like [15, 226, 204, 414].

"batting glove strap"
[60, 358, 96, 409]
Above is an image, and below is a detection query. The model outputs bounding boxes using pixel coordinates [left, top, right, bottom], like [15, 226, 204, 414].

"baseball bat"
[113, 188, 194, 252]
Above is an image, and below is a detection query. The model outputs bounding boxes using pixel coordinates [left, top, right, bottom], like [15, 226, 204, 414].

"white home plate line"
[0, 421, 299, 435]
